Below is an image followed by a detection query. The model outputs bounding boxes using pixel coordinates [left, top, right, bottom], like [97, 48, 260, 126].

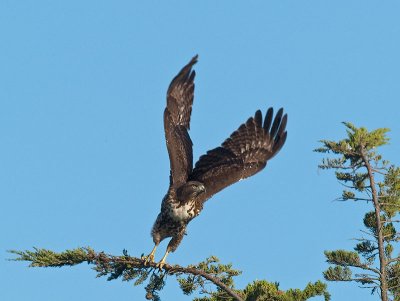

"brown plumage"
[143, 55, 288, 268]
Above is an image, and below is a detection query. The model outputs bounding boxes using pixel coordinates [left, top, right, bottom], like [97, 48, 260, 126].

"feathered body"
[145, 56, 288, 267]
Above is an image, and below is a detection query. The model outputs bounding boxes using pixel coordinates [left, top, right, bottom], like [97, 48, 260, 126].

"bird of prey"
[143, 55, 287, 269]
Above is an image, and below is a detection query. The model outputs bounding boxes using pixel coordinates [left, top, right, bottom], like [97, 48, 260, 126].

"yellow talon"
[143, 254, 154, 264]
[156, 250, 169, 270]
[143, 245, 157, 265]
[156, 260, 166, 270]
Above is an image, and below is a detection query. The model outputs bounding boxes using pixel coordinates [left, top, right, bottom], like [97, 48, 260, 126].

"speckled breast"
[168, 200, 199, 222]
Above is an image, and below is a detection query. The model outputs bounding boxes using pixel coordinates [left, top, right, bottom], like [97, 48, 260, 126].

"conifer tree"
[315, 122, 400, 301]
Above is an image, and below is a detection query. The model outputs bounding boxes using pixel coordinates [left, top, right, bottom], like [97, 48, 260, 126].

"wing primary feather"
[270, 108, 284, 138]
[263, 107, 273, 132]
[168, 55, 198, 90]
[271, 113, 287, 157]
[254, 110, 262, 127]
[272, 130, 287, 156]
[277, 114, 288, 139]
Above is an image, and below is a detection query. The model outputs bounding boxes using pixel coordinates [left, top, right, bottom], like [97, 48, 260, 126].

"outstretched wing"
[189, 108, 287, 201]
[164, 55, 198, 187]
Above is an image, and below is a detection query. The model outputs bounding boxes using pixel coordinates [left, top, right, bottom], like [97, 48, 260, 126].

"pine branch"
[9, 247, 243, 301]
[324, 250, 380, 274]
[388, 257, 400, 264]
[9, 248, 331, 301]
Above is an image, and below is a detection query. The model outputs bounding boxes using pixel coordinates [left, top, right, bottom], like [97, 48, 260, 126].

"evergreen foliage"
[9, 248, 329, 301]
[316, 122, 400, 301]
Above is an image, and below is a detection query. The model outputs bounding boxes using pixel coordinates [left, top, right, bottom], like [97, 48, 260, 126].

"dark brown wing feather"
[189, 107, 287, 201]
[164, 55, 198, 187]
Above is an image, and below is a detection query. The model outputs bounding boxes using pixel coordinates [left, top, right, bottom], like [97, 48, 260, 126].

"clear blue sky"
[1, 1, 400, 300]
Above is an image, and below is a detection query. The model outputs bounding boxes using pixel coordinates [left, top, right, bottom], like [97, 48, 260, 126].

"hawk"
[144, 55, 287, 269]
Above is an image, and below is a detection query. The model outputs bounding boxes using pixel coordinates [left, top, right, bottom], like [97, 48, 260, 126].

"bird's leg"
[142, 244, 158, 265]
[156, 248, 170, 270]
[155, 231, 184, 270]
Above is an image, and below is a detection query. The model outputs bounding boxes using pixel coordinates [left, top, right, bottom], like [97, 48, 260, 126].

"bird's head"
[177, 181, 206, 201]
